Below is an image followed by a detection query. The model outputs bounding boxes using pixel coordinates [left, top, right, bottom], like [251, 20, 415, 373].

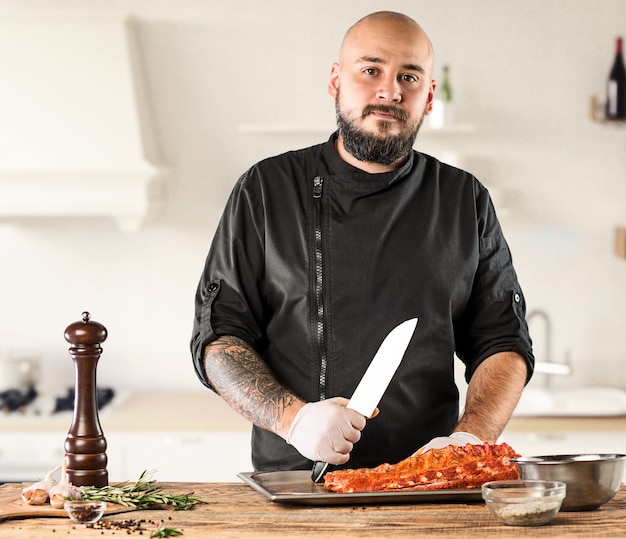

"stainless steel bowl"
[511, 454, 626, 511]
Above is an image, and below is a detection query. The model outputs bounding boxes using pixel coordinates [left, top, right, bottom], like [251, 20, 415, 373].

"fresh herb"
[150, 521, 184, 538]
[79, 470, 206, 511]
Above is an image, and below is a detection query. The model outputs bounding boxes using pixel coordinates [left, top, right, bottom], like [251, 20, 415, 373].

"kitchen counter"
[1, 481, 625, 538]
[506, 415, 626, 432]
[0, 391, 251, 432]
[3, 390, 625, 433]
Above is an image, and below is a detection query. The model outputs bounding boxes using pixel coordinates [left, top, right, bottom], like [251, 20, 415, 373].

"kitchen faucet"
[526, 309, 571, 388]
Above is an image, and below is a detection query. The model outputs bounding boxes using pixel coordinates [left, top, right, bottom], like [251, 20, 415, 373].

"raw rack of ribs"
[324, 442, 520, 493]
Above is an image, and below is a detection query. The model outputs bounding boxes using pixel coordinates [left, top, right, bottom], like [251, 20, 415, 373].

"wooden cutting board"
[0, 483, 135, 521]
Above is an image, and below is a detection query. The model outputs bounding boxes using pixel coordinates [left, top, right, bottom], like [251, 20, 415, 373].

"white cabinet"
[0, 430, 253, 484]
[0, 432, 64, 482]
[106, 430, 253, 483]
[0, 431, 124, 483]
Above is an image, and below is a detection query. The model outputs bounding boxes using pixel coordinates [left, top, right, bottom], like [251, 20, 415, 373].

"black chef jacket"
[191, 133, 534, 471]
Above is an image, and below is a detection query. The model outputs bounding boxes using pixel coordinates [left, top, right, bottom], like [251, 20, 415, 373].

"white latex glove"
[286, 397, 367, 464]
[418, 431, 483, 453]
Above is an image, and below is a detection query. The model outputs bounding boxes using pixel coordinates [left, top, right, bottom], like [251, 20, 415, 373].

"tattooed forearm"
[203, 335, 301, 437]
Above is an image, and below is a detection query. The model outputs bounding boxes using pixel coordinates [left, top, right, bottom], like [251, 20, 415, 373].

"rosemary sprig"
[79, 470, 206, 511]
[150, 522, 183, 538]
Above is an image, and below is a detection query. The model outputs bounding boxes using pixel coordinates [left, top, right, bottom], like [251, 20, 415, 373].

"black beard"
[335, 101, 423, 166]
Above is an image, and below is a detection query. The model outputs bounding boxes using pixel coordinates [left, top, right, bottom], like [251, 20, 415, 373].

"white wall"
[1, 0, 625, 394]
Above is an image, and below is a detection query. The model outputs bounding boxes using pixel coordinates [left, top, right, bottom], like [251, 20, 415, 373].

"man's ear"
[424, 80, 437, 115]
[328, 63, 340, 99]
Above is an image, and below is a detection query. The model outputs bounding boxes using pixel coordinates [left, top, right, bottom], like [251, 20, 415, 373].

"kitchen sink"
[514, 386, 626, 417]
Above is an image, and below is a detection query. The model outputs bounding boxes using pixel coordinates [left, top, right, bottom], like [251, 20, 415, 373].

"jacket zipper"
[313, 176, 328, 400]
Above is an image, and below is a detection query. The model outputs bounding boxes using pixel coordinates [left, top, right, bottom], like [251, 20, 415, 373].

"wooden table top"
[1, 481, 625, 538]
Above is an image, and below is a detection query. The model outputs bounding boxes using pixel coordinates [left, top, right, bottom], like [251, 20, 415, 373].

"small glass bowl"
[64, 500, 107, 524]
[482, 480, 566, 526]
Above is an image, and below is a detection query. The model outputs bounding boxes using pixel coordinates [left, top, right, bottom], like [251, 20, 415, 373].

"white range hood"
[0, 10, 165, 231]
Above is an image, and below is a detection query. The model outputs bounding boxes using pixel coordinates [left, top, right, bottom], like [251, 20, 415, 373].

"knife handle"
[311, 460, 330, 483]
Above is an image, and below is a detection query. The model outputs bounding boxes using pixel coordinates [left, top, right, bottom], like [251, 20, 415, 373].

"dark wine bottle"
[606, 37, 626, 120]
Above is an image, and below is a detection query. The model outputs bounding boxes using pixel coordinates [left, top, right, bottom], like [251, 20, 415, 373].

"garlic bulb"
[21, 464, 62, 505]
[49, 457, 81, 509]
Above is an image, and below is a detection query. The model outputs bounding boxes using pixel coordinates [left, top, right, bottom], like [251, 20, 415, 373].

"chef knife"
[311, 317, 418, 482]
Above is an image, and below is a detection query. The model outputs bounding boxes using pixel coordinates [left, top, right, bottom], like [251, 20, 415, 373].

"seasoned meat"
[324, 443, 520, 493]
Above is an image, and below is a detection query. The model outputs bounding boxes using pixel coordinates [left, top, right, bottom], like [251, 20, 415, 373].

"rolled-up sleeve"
[190, 168, 267, 389]
[455, 184, 534, 383]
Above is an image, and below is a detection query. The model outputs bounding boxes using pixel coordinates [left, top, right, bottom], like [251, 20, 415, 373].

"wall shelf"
[424, 123, 477, 134]
[590, 95, 626, 125]
[591, 96, 626, 260]
[237, 122, 477, 136]
[237, 124, 332, 135]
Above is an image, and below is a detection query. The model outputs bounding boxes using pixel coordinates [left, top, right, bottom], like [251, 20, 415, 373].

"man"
[191, 11, 534, 473]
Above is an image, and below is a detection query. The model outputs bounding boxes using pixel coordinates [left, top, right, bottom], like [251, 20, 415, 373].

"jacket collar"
[323, 131, 416, 183]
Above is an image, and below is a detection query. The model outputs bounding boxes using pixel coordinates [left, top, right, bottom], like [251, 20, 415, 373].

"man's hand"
[418, 431, 482, 453]
[286, 397, 367, 463]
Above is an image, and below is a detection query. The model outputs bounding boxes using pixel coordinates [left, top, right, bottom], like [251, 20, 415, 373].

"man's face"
[329, 17, 436, 167]
[334, 88, 427, 166]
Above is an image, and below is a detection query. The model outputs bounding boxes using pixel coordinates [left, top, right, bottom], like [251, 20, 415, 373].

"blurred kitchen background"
[1, 0, 625, 482]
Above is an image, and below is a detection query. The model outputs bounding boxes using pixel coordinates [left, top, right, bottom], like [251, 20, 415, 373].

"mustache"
[362, 104, 408, 122]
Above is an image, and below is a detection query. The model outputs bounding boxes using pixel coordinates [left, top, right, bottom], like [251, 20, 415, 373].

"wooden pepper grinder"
[64, 311, 109, 487]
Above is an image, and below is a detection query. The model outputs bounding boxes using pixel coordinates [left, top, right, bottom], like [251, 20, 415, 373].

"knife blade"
[311, 317, 418, 482]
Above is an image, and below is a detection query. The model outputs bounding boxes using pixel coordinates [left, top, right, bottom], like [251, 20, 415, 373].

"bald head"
[339, 11, 434, 77]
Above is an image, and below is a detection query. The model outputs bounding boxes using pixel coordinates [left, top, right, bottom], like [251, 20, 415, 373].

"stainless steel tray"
[237, 470, 483, 506]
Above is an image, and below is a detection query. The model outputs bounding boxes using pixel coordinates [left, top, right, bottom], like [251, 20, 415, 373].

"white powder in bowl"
[492, 499, 562, 526]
